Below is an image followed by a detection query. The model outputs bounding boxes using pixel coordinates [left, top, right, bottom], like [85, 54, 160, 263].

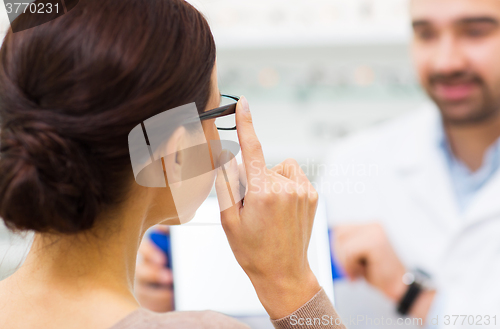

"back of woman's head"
[0, 0, 216, 234]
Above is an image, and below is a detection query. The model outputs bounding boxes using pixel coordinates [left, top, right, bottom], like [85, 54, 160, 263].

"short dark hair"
[0, 0, 216, 234]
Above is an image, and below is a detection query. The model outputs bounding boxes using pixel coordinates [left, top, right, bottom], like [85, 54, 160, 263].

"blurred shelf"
[212, 27, 411, 49]
[191, 0, 412, 49]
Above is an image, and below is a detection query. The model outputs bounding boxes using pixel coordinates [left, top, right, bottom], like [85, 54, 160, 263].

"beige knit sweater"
[109, 287, 346, 329]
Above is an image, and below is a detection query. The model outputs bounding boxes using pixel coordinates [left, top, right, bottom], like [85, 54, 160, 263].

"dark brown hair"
[0, 0, 216, 234]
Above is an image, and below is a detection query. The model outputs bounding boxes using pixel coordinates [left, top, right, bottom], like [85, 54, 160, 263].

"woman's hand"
[214, 96, 321, 320]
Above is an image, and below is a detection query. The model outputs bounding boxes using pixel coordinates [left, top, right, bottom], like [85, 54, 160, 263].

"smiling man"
[412, 0, 500, 172]
[326, 0, 500, 328]
[413, 1, 500, 129]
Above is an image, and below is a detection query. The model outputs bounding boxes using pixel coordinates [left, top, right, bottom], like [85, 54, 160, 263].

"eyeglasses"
[199, 94, 239, 131]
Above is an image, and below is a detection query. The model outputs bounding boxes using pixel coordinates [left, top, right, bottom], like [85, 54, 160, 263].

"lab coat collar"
[388, 104, 462, 232]
[463, 168, 500, 223]
[389, 103, 500, 228]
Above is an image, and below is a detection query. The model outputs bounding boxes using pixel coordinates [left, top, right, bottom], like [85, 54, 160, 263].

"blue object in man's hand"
[150, 231, 172, 269]
[328, 228, 346, 281]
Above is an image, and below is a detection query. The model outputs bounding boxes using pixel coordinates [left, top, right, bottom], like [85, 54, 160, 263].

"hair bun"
[0, 0, 216, 234]
[0, 122, 102, 233]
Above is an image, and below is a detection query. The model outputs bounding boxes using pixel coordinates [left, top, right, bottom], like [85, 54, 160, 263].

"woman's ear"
[163, 126, 187, 186]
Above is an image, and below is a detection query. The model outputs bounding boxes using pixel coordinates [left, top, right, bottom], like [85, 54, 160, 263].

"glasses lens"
[215, 114, 236, 130]
[215, 96, 237, 130]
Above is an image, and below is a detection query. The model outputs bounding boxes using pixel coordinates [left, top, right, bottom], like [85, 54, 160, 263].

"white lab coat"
[322, 103, 500, 329]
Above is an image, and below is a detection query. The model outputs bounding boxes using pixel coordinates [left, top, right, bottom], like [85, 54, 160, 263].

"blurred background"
[190, 0, 426, 169]
[0, 0, 431, 327]
[0, 0, 428, 194]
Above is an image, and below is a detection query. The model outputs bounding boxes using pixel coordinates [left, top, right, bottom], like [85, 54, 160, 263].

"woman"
[0, 1, 345, 328]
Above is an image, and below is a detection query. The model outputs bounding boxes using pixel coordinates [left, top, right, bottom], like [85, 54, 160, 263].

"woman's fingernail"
[240, 96, 250, 112]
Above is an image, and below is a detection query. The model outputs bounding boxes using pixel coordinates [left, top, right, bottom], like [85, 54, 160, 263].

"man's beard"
[426, 71, 500, 126]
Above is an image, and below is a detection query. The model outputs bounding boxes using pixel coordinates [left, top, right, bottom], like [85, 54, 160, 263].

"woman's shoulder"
[109, 308, 251, 329]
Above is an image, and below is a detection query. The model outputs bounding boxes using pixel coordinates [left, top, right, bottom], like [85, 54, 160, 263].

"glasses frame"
[199, 94, 239, 131]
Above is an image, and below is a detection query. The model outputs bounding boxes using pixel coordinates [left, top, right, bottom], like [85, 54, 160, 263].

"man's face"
[411, 0, 500, 125]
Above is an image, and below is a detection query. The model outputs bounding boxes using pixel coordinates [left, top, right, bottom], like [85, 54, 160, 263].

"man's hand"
[333, 222, 407, 302]
[135, 226, 174, 313]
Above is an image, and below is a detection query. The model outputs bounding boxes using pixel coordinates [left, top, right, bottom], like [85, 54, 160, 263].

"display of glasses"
[219, 64, 421, 102]
[216, 44, 424, 104]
